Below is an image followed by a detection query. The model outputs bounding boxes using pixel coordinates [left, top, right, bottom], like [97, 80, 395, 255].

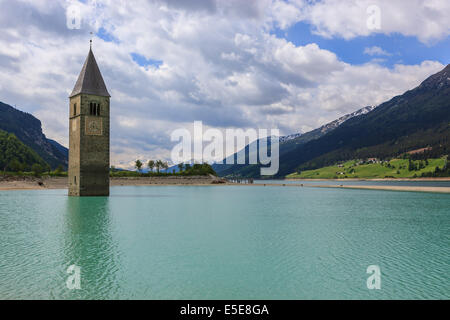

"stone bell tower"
[68, 45, 110, 196]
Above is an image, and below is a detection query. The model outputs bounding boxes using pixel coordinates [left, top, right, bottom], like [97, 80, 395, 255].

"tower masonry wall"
[69, 93, 110, 196]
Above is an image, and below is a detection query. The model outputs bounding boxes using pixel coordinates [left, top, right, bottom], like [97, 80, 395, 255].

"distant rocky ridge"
[278, 132, 302, 143]
[418, 64, 450, 90]
[0, 101, 68, 169]
[279, 106, 376, 143]
[317, 106, 376, 134]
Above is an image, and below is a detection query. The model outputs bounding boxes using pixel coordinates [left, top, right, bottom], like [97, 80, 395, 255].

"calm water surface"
[0, 185, 449, 299]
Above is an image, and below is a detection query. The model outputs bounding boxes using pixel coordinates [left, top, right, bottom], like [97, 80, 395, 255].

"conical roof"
[70, 48, 110, 98]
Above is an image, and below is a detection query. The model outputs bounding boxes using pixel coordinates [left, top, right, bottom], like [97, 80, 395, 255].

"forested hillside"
[0, 129, 48, 172]
[0, 101, 68, 169]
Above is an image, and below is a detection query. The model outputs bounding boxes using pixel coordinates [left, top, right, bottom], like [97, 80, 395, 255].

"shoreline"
[304, 184, 450, 194]
[0, 175, 231, 191]
[0, 176, 449, 194]
[248, 182, 450, 194]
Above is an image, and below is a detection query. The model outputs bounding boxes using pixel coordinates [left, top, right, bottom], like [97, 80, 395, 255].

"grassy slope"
[287, 158, 446, 179]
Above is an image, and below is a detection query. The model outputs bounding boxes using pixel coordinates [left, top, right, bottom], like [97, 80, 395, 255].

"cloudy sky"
[0, 0, 449, 168]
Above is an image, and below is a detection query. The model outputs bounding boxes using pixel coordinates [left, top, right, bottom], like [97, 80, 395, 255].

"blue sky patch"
[131, 53, 163, 69]
[96, 27, 119, 43]
[272, 22, 450, 68]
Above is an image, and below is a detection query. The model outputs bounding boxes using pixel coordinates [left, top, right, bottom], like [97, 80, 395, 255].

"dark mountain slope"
[0, 101, 68, 169]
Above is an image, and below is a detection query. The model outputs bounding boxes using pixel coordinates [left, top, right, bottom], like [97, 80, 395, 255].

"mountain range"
[213, 105, 377, 176]
[1, 64, 449, 176]
[0, 101, 68, 169]
[215, 64, 450, 178]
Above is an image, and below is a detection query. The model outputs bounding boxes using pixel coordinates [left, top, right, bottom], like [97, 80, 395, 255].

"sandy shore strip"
[0, 176, 68, 190]
[0, 175, 230, 191]
[300, 184, 450, 194]
[240, 182, 450, 193]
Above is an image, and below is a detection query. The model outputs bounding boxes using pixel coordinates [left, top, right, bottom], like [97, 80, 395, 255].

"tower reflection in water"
[64, 196, 120, 299]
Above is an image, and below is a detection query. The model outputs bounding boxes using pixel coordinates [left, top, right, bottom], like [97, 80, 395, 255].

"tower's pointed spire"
[70, 45, 110, 98]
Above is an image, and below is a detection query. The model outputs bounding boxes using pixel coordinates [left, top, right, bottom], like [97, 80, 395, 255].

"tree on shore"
[408, 159, 414, 171]
[31, 163, 43, 177]
[148, 160, 155, 173]
[135, 159, 143, 173]
[54, 164, 64, 175]
[155, 160, 162, 173]
[8, 159, 22, 172]
[121, 160, 216, 177]
[177, 163, 184, 172]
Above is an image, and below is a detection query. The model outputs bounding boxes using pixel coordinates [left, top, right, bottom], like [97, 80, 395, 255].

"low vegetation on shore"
[110, 161, 217, 177]
[0, 164, 67, 178]
[287, 157, 448, 179]
[1, 163, 217, 180]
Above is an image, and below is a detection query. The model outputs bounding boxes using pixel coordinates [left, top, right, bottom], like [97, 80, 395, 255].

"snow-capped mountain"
[279, 105, 376, 143]
[278, 132, 302, 143]
[318, 105, 376, 134]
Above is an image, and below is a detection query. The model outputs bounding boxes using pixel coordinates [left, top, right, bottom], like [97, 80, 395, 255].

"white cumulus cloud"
[364, 46, 391, 56]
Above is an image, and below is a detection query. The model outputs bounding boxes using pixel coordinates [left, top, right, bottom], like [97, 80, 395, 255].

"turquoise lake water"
[0, 185, 449, 299]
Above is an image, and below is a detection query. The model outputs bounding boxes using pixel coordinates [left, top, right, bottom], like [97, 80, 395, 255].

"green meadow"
[287, 158, 446, 179]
